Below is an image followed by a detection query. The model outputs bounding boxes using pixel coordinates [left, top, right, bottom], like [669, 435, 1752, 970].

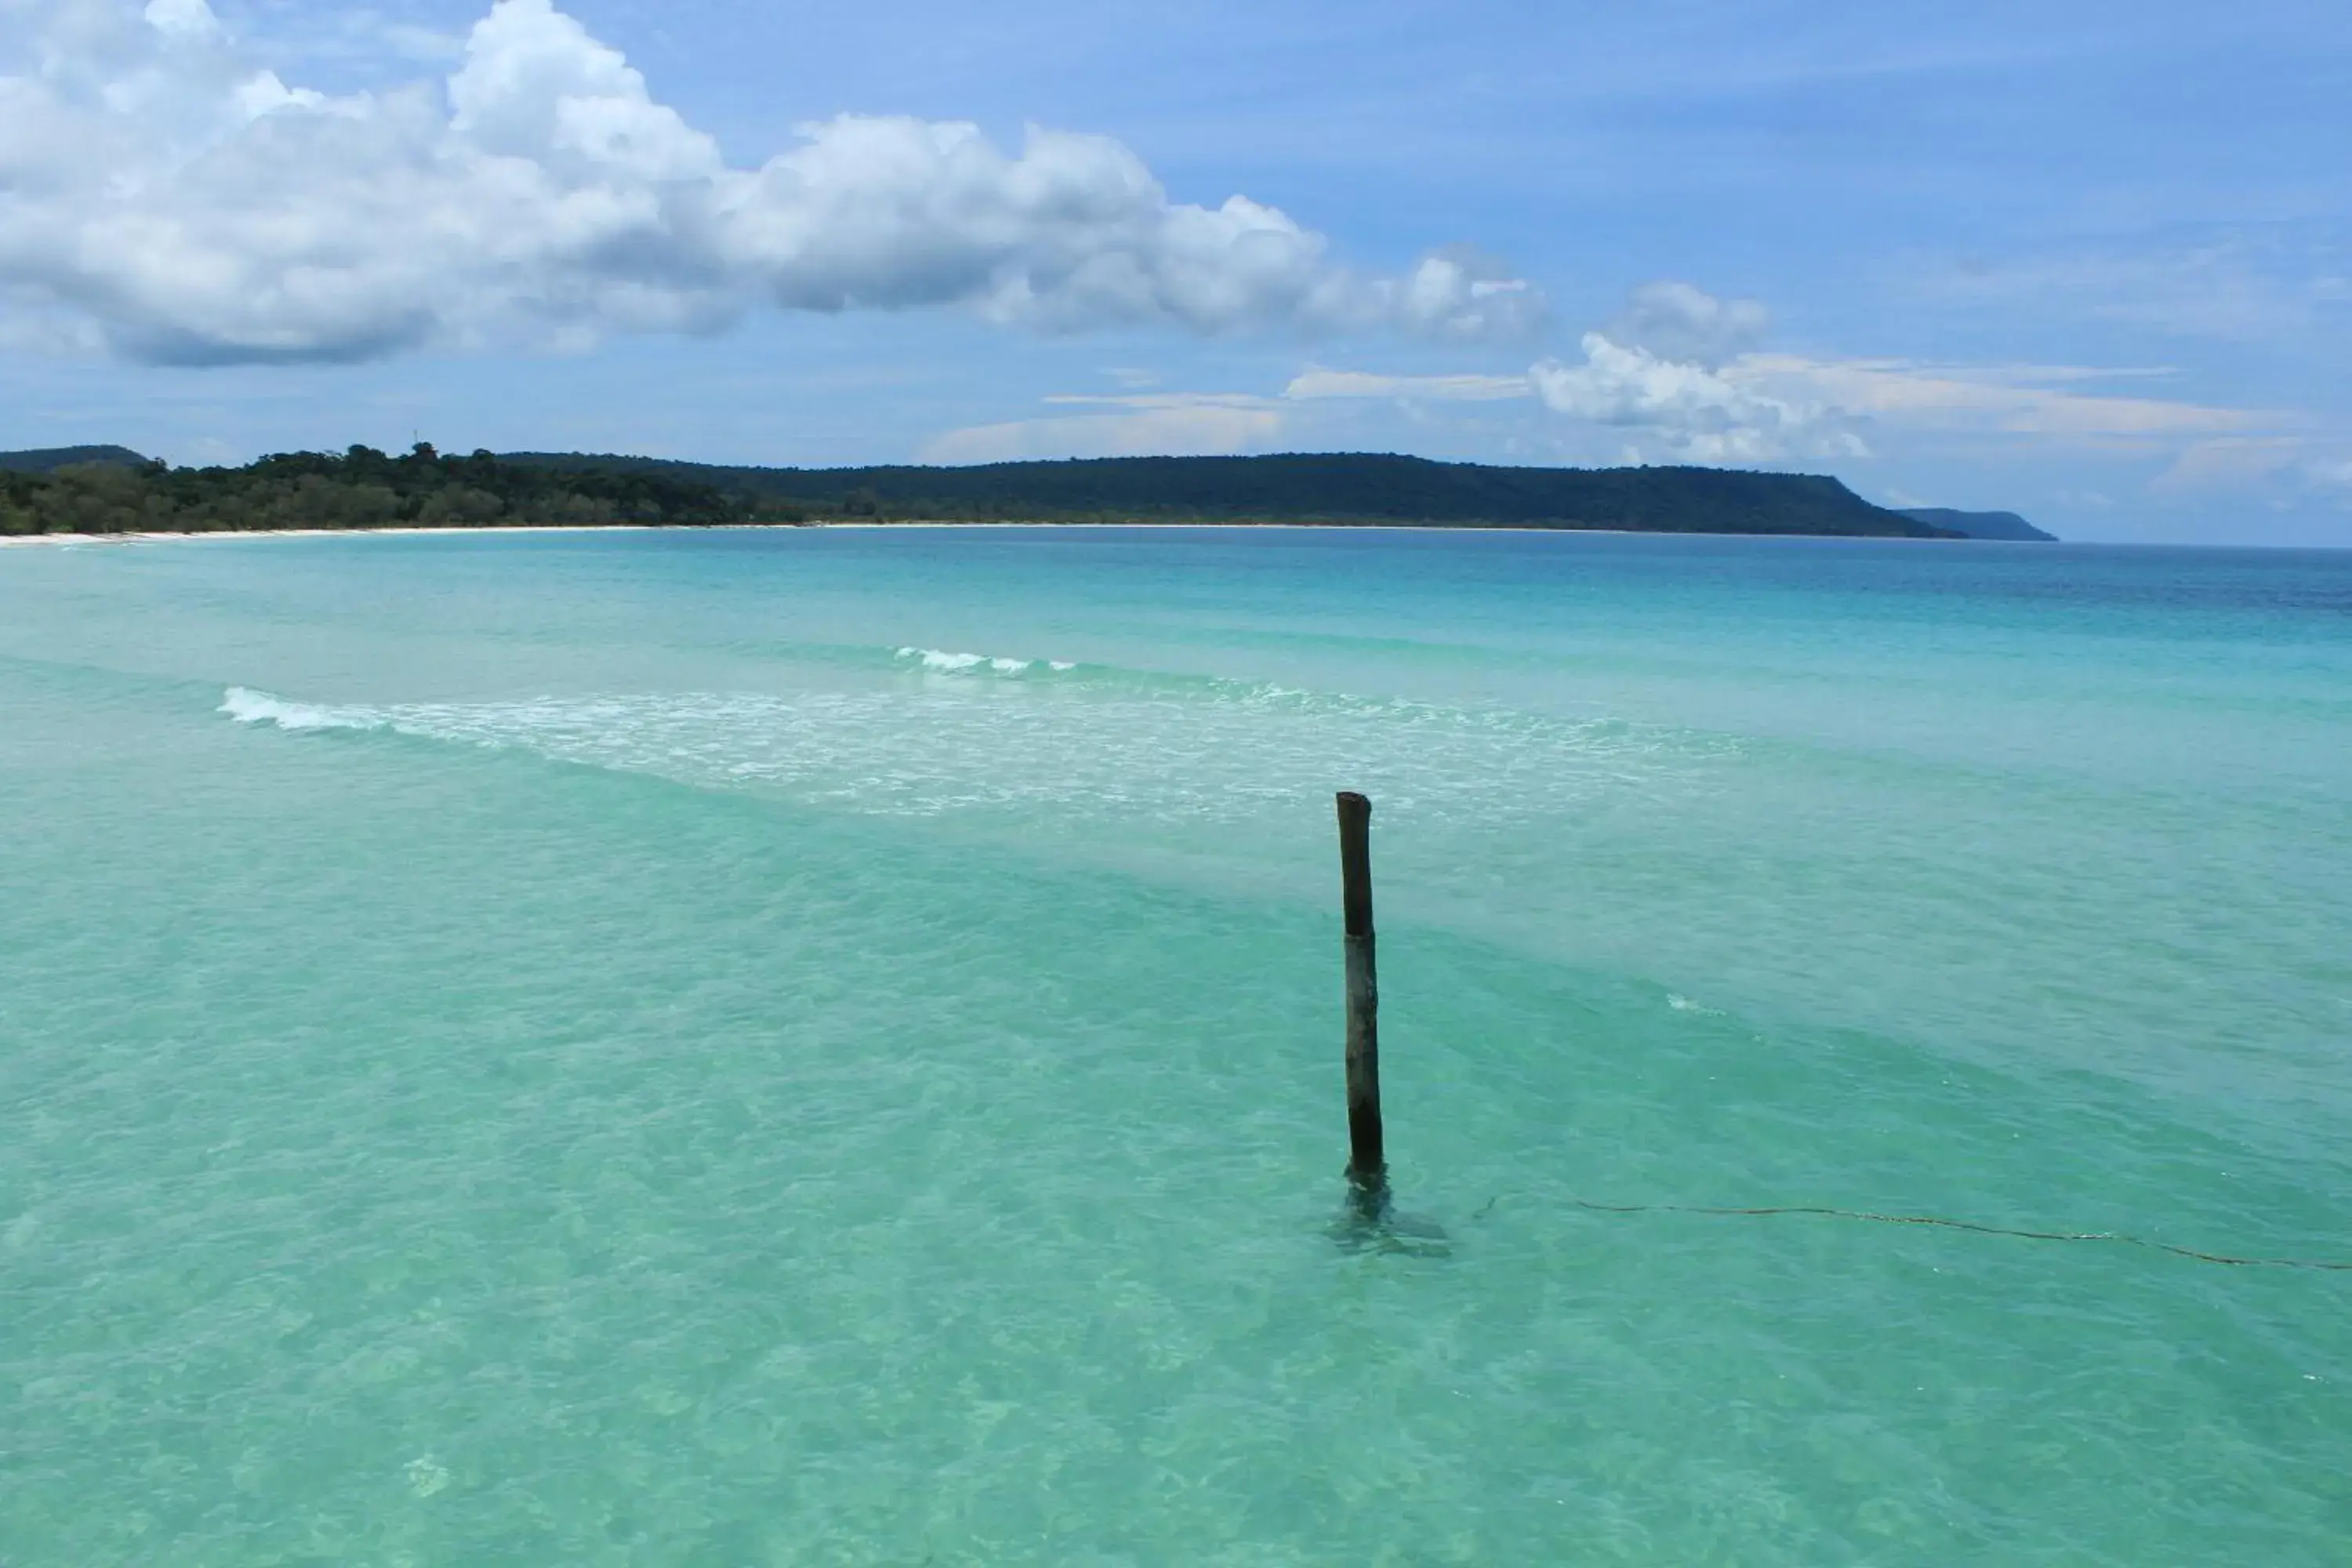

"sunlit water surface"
[3, 527, 2348, 1563]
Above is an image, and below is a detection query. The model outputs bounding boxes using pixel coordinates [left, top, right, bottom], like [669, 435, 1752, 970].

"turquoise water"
[2, 527, 2348, 1563]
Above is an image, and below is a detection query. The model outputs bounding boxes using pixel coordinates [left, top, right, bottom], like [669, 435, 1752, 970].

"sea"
[2, 525, 2347, 1564]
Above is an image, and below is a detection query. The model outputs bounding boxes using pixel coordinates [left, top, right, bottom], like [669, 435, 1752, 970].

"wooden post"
[1336, 791, 1385, 1197]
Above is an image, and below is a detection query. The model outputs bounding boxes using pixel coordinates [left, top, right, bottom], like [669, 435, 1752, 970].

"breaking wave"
[216, 647, 1738, 832]
[895, 647, 1079, 676]
[220, 687, 381, 731]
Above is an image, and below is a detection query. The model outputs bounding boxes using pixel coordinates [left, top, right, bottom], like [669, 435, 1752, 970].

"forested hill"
[2, 444, 1956, 538]
[506, 452, 1949, 537]
[0, 445, 151, 474]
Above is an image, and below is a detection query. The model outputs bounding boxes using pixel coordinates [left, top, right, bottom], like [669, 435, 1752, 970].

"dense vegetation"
[0, 445, 756, 535]
[511, 452, 1948, 536]
[1, 445, 1954, 538]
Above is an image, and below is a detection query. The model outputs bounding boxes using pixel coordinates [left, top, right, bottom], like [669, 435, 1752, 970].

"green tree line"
[0, 445, 783, 536]
[3, 445, 1952, 538]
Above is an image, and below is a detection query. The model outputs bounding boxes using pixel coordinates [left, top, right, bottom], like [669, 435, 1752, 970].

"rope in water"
[1555, 1198, 2352, 1271]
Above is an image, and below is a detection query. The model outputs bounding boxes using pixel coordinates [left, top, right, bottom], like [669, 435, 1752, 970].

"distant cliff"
[1896, 506, 2056, 543]
[506, 452, 1951, 538]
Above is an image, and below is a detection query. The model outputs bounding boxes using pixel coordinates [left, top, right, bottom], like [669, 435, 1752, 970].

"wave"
[895, 647, 1078, 676]
[219, 687, 381, 731]
[882, 644, 1428, 717]
[215, 649, 1738, 829]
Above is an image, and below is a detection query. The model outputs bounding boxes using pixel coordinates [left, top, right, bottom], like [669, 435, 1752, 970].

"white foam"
[894, 647, 1038, 675]
[895, 647, 984, 672]
[219, 687, 377, 731]
[209, 674, 1730, 848]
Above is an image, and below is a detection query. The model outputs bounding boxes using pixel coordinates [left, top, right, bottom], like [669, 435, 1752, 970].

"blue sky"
[2, 0, 2347, 543]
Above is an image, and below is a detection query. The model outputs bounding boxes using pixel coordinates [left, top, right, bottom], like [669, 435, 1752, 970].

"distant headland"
[1, 445, 2052, 541]
[1894, 507, 2058, 543]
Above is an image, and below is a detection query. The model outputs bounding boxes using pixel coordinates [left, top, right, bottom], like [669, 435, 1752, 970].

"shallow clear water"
[3, 527, 2348, 1563]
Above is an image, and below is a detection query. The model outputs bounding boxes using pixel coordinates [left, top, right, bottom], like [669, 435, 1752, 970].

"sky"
[2, 1, 2349, 543]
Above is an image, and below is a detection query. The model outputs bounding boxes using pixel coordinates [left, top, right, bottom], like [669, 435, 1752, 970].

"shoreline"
[0, 519, 2002, 548]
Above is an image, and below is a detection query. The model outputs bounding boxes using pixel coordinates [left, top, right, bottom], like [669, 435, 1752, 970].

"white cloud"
[141, 0, 218, 40]
[1603, 279, 1768, 367]
[932, 281, 2303, 474]
[0, 0, 1544, 365]
[919, 397, 1284, 464]
[1283, 368, 1531, 401]
[1381, 251, 1548, 342]
[1530, 332, 1864, 463]
[1735, 356, 2266, 439]
[1509, 284, 2277, 464]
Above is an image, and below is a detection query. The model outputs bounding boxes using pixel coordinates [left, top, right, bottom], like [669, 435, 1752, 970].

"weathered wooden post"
[1336, 791, 1385, 1206]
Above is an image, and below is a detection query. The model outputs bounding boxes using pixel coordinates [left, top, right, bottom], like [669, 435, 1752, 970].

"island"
[4, 444, 1994, 539]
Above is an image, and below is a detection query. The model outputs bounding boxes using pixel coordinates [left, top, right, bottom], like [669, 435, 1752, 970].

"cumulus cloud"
[1602, 279, 1769, 367]
[925, 279, 2293, 475]
[1530, 332, 1863, 463]
[1513, 282, 2270, 464]
[1507, 282, 1860, 463]
[1380, 249, 1548, 343]
[0, 0, 1544, 364]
